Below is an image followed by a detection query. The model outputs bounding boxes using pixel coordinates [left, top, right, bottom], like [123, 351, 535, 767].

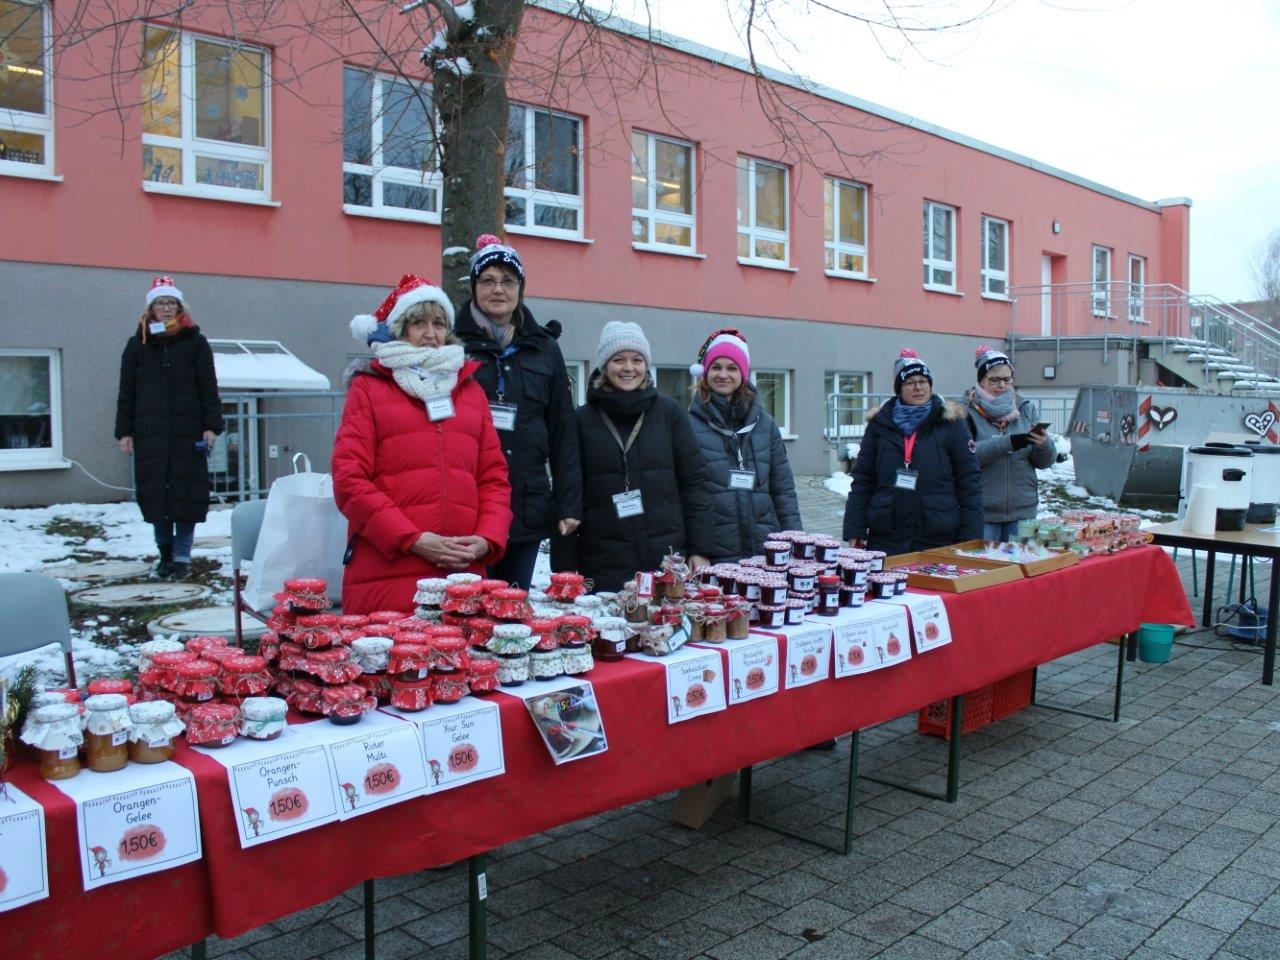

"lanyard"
[903, 432, 919, 469]
[599, 410, 646, 490]
[493, 344, 520, 400]
[706, 418, 758, 470]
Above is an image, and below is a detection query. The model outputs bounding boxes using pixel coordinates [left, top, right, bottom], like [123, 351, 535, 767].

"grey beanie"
[596, 321, 652, 370]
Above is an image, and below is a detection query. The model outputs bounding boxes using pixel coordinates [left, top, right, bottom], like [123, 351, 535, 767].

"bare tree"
[1247, 228, 1280, 328]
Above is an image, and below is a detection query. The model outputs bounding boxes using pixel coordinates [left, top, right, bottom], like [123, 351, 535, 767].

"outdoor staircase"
[1147, 337, 1280, 397]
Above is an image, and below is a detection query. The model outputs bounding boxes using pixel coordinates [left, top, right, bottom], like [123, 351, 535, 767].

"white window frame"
[1127, 254, 1146, 323]
[504, 103, 583, 239]
[752, 369, 793, 436]
[0, 0, 56, 179]
[737, 156, 790, 268]
[1092, 245, 1113, 317]
[566, 359, 587, 406]
[824, 370, 872, 442]
[0, 348, 64, 470]
[342, 67, 441, 224]
[630, 131, 696, 253]
[824, 177, 869, 279]
[140, 27, 273, 204]
[980, 215, 1010, 299]
[923, 200, 957, 292]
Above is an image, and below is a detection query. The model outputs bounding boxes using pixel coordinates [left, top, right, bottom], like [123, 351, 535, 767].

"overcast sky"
[607, 0, 1277, 302]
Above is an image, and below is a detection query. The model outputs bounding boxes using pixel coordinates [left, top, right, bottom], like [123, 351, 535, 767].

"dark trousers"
[487, 538, 543, 590]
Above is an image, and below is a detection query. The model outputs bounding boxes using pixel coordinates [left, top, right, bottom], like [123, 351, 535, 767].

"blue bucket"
[1137, 623, 1175, 663]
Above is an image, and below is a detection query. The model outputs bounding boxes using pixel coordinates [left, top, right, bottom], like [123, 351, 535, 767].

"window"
[752, 370, 791, 435]
[0, 349, 62, 469]
[1092, 245, 1112, 316]
[981, 216, 1009, 298]
[565, 359, 587, 406]
[823, 178, 868, 277]
[824, 371, 870, 441]
[343, 67, 441, 222]
[141, 26, 271, 200]
[504, 104, 582, 237]
[655, 367, 692, 409]
[0, 0, 53, 174]
[923, 201, 956, 291]
[737, 157, 789, 266]
[630, 131, 695, 252]
[1127, 255, 1146, 323]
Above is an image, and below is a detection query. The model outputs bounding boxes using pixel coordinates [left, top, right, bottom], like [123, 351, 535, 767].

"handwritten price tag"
[832, 605, 912, 678]
[781, 626, 833, 688]
[305, 711, 429, 818]
[415, 698, 505, 792]
[629, 646, 726, 724]
[0, 785, 48, 913]
[890, 593, 953, 652]
[723, 635, 779, 703]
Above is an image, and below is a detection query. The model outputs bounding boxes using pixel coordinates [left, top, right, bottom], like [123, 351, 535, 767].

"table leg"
[363, 879, 375, 960]
[860, 695, 962, 803]
[738, 739, 857, 854]
[191, 941, 206, 960]
[469, 854, 488, 960]
[1112, 633, 1128, 721]
[737, 765, 753, 819]
[1264, 562, 1278, 686]
[1202, 550, 1216, 627]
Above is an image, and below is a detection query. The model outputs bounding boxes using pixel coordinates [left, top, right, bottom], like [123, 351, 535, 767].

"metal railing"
[214, 391, 345, 502]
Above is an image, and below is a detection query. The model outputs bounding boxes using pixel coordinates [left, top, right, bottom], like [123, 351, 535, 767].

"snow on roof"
[209, 339, 331, 391]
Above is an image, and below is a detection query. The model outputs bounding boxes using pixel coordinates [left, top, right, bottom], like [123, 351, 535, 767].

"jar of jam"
[816, 575, 841, 616]
[219, 655, 273, 697]
[483, 587, 532, 621]
[867, 572, 896, 599]
[128, 701, 184, 763]
[87, 677, 134, 698]
[389, 677, 433, 712]
[464, 617, 496, 647]
[241, 697, 288, 739]
[527, 617, 561, 649]
[757, 604, 786, 629]
[429, 635, 469, 672]
[388, 644, 432, 682]
[555, 615, 596, 647]
[725, 600, 751, 640]
[788, 566, 817, 594]
[591, 617, 628, 660]
[759, 575, 788, 606]
[683, 602, 705, 642]
[444, 572, 482, 585]
[466, 658, 500, 694]
[323, 684, 374, 724]
[489, 623, 535, 655]
[367, 609, 405, 625]
[784, 599, 808, 625]
[82, 694, 133, 772]
[545, 571, 587, 603]
[350, 636, 395, 673]
[561, 642, 594, 676]
[840, 585, 866, 609]
[763, 540, 791, 566]
[136, 638, 186, 673]
[354, 672, 394, 705]
[701, 605, 729, 643]
[430, 668, 469, 704]
[185, 634, 229, 657]
[413, 577, 450, 607]
[186, 703, 241, 747]
[303, 648, 364, 685]
[200, 645, 241, 665]
[151, 650, 198, 690]
[862, 550, 887, 572]
[495, 651, 530, 686]
[529, 648, 562, 680]
[336, 613, 371, 631]
[295, 614, 339, 650]
[170, 659, 220, 702]
[441, 582, 485, 615]
[22, 702, 84, 780]
[893, 571, 910, 595]
[814, 537, 841, 564]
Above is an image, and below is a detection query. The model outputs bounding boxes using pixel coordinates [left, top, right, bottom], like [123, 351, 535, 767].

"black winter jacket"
[455, 301, 582, 543]
[688, 390, 802, 562]
[553, 379, 714, 592]
[841, 397, 983, 556]
[115, 325, 223, 524]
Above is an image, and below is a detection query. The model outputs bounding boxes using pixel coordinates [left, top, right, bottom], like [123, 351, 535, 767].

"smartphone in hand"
[1033, 422, 1051, 432]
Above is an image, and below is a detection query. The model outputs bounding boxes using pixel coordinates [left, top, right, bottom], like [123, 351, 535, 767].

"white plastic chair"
[231, 499, 270, 647]
[0, 572, 77, 687]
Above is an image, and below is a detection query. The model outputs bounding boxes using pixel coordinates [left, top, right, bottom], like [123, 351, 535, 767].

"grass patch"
[45, 517, 107, 541]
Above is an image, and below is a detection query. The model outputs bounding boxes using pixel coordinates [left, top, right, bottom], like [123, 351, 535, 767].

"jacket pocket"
[521, 473, 553, 531]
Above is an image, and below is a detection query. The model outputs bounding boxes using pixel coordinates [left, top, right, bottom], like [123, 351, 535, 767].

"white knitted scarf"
[374, 341, 466, 401]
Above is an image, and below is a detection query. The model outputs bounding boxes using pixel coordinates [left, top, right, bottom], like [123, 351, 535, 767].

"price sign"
[0, 784, 48, 912]
[414, 698, 505, 792]
[780, 626, 833, 688]
[202, 727, 341, 848]
[301, 710, 429, 818]
[890, 593, 953, 652]
[53, 764, 202, 890]
[631, 646, 726, 723]
[721, 635, 779, 704]
[832, 604, 912, 678]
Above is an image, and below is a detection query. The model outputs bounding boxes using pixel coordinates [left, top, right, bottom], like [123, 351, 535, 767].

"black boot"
[154, 546, 174, 579]
[171, 561, 190, 580]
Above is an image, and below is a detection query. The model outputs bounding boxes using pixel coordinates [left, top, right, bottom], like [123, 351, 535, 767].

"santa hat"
[145, 276, 183, 307]
[893, 348, 933, 395]
[350, 274, 455, 346]
[690, 328, 750, 381]
[974, 344, 1013, 381]
[469, 233, 525, 296]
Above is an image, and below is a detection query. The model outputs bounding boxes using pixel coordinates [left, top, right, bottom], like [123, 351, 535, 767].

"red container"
[992, 669, 1035, 720]
[917, 685, 996, 739]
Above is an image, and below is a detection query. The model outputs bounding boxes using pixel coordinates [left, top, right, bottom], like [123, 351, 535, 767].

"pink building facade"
[0, 0, 1191, 504]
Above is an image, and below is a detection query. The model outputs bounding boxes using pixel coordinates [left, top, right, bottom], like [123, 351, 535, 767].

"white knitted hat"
[596, 321, 651, 369]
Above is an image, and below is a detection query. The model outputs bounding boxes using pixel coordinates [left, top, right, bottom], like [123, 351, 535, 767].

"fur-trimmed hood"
[866, 397, 967, 425]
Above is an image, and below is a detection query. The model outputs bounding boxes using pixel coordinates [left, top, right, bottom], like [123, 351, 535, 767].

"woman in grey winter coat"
[963, 346, 1056, 541]
[687, 329, 801, 562]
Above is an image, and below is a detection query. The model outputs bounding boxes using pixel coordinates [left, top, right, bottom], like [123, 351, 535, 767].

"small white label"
[476, 872, 489, 899]
[426, 395, 455, 421]
[59, 745, 78, 760]
[728, 470, 755, 490]
[613, 489, 644, 518]
[489, 403, 517, 431]
[148, 322, 167, 335]
[145, 736, 170, 749]
[197, 690, 213, 701]
[895, 468, 919, 490]
[111, 730, 129, 747]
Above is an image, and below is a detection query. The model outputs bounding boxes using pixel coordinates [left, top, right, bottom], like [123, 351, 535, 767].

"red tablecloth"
[2, 546, 1192, 959]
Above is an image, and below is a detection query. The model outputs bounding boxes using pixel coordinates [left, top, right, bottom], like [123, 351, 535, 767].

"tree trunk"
[431, 0, 525, 313]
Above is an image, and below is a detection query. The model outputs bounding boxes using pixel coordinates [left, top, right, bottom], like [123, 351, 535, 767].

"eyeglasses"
[152, 299, 180, 309]
[985, 376, 1014, 385]
[476, 277, 519, 290]
[902, 378, 931, 388]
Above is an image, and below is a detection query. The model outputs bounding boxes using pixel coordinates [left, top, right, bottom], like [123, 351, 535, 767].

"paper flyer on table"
[521, 679, 608, 765]
[0, 782, 49, 912]
[293, 712, 430, 819]
[884, 593, 953, 652]
[773, 624, 834, 689]
[199, 727, 341, 848]
[831, 604, 912, 678]
[382, 697, 505, 792]
[629, 646, 727, 723]
[707, 635, 779, 704]
[51, 761, 201, 890]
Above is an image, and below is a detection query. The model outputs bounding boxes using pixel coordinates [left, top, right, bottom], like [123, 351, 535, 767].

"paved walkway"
[166, 480, 1280, 960]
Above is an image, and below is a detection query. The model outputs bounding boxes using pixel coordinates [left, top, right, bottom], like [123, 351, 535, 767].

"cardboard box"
[885, 551, 1024, 592]
[930, 540, 1080, 578]
[671, 773, 736, 829]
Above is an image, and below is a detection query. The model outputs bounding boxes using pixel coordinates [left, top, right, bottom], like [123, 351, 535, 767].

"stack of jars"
[22, 693, 191, 779]
[285, 614, 374, 724]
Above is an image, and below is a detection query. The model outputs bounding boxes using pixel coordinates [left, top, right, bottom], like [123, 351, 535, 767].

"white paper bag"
[242, 453, 348, 611]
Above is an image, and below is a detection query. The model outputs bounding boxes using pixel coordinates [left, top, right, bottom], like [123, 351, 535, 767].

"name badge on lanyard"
[490, 402, 517, 431]
[425, 395, 455, 421]
[896, 431, 919, 489]
[728, 469, 755, 490]
[613, 489, 644, 518]
[148, 322, 167, 335]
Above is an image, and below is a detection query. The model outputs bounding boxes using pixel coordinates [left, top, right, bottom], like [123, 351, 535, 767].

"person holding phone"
[963, 345, 1057, 541]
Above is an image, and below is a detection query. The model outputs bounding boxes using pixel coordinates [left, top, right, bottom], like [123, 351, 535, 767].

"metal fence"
[212, 391, 345, 502]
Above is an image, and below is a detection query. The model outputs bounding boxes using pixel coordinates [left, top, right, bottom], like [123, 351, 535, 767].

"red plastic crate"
[992, 669, 1035, 721]
[917, 683, 995, 739]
